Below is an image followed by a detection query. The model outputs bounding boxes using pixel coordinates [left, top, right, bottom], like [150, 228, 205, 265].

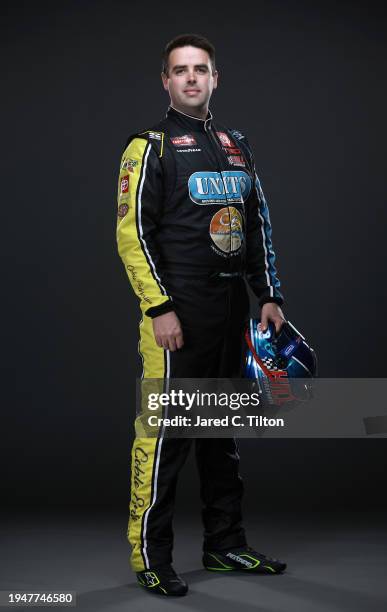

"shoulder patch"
[141, 130, 162, 141]
[139, 130, 165, 158]
[122, 130, 165, 158]
[229, 129, 245, 141]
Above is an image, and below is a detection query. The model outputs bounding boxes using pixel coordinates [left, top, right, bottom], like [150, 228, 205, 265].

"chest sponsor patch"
[176, 148, 202, 153]
[217, 131, 233, 147]
[210, 206, 244, 254]
[188, 170, 252, 205]
[225, 147, 242, 155]
[227, 155, 246, 167]
[171, 134, 197, 146]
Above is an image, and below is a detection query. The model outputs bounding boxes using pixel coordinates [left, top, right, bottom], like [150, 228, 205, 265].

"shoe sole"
[138, 584, 188, 596]
[204, 565, 286, 574]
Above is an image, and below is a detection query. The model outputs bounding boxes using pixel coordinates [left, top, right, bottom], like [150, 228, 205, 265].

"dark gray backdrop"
[2, 0, 387, 512]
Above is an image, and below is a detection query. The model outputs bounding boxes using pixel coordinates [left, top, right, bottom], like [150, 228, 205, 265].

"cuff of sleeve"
[259, 295, 284, 308]
[145, 299, 175, 318]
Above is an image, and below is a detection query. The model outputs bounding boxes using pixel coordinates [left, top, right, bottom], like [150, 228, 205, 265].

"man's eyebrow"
[171, 64, 209, 71]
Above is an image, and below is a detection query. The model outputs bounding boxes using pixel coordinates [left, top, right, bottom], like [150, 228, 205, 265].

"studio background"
[2, 0, 386, 516]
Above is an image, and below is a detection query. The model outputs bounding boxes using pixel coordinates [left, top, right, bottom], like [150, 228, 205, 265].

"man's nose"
[186, 70, 197, 83]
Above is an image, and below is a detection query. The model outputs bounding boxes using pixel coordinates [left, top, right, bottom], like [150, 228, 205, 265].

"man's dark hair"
[162, 33, 216, 76]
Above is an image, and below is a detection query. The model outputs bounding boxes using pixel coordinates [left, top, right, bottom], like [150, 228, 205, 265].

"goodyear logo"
[188, 171, 251, 205]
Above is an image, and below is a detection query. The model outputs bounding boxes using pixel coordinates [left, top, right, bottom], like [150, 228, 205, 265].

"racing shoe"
[203, 546, 287, 574]
[136, 564, 188, 596]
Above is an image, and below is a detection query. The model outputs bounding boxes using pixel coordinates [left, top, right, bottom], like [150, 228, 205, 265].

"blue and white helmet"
[244, 319, 317, 385]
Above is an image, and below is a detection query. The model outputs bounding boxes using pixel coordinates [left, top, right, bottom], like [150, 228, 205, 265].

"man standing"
[117, 34, 287, 597]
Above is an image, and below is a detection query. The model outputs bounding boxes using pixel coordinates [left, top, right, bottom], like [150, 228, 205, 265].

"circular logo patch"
[118, 204, 129, 218]
[209, 206, 243, 253]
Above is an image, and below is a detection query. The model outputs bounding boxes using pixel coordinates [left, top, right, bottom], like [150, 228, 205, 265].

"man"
[116, 34, 287, 597]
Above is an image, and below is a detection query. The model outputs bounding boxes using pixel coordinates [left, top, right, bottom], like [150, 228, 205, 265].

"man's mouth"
[184, 89, 200, 94]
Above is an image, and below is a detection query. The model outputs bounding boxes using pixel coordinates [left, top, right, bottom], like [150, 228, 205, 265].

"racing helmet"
[244, 319, 317, 403]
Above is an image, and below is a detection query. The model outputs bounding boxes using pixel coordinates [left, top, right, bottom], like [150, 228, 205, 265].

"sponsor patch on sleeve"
[121, 158, 138, 172]
[120, 175, 129, 194]
[118, 203, 129, 218]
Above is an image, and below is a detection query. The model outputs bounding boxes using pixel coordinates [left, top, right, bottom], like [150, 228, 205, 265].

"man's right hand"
[152, 311, 184, 352]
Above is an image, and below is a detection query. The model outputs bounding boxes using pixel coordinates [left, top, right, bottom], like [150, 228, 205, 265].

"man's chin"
[176, 99, 207, 115]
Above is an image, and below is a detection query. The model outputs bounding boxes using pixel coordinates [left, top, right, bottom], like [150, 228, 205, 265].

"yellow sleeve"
[116, 137, 173, 317]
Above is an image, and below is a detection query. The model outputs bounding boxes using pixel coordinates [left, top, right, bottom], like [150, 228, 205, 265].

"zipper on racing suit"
[204, 118, 243, 369]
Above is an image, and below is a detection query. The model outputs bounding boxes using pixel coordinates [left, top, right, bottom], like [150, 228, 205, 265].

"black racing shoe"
[203, 546, 287, 574]
[136, 564, 188, 596]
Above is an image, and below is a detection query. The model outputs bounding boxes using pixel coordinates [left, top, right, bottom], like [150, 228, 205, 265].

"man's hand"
[152, 311, 184, 352]
[260, 302, 286, 335]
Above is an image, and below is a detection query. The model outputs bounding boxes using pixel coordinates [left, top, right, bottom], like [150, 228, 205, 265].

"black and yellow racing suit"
[116, 105, 283, 571]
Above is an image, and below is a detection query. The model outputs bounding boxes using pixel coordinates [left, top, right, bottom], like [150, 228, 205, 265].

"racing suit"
[116, 105, 283, 571]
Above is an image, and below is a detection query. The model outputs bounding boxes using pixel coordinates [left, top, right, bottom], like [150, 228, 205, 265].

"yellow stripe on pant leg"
[128, 313, 166, 571]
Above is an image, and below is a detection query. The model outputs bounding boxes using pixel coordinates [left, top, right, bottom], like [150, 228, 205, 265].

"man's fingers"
[175, 331, 184, 350]
[160, 337, 170, 350]
[273, 317, 285, 335]
[158, 333, 184, 352]
[168, 336, 177, 352]
[260, 315, 268, 332]
[260, 316, 285, 335]
[152, 313, 185, 351]
[168, 326, 184, 351]
[260, 303, 286, 336]
[274, 321, 282, 335]
[155, 335, 163, 348]
[157, 336, 168, 350]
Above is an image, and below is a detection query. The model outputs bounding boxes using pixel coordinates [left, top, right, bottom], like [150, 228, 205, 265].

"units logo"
[188, 170, 251, 205]
[171, 134, 197, 146]
[210, 206, 244, 253]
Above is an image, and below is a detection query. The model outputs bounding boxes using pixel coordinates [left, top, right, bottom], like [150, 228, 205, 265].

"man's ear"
[161, 72, 169, 91]
[213, 70, 219, 90]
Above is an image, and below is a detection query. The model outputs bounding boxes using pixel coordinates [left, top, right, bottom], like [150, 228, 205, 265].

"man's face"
[161, 46, 218, 116]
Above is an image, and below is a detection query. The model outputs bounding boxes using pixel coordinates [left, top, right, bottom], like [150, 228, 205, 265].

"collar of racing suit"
[166, 105, 213, 132]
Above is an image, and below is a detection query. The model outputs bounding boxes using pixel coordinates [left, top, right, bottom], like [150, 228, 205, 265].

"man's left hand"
[260, 302, 286, 335]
